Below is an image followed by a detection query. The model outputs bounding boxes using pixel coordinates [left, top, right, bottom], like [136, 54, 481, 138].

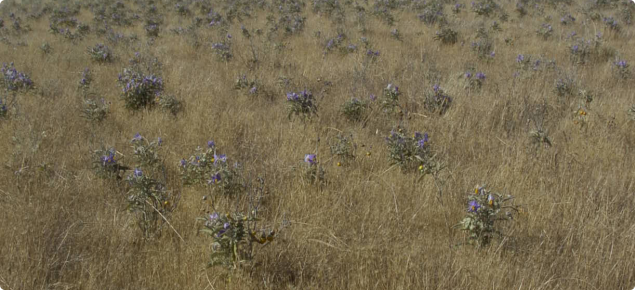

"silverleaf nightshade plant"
[302, 153, 326, 184]
[385, 128, 441, 176]
[0, 97, 7, 118]
[424, 84, 452, 115]
[1, 63, 34, 92]
[92, 147, 130, 179]
[81, 97, 109, 123]
[130, 133, 163, 169]
[125, 167, 176, 239]
[329, 133, 357, 166]
[180, 141, 245, 197]
[87, 43, 114, 63]
[199, 211, 274, 268]
[341, 97, 370, 122]
[379, 83, 402, 115]
[457, 184, 520, 247]
[286, 90, 318, 121]
[117, 68, 164, 111]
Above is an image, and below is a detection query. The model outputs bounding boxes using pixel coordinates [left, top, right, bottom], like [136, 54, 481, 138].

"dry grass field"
[0, 0, 634, 289]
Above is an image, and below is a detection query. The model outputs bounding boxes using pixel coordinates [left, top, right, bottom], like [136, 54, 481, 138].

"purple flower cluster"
[1, 63, 33, 91]
[118, 68, 164, 110]
[415, 132, 429, 148]
[603, 17, 618, 30]
[366, 49, 380, 57]
[615, 60, 628, 69]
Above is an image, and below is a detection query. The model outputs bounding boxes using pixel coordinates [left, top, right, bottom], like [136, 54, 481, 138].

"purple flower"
[572, 45, 579, 52]
[207, 140, 215, 148]
[468, 200, 481, 213]
[433, 84, 440, 92]
[180, 159, 187, 167]
[286, 92, 298, 101]
[209, 172, 221, 184]
[516, 54, 524, 63]
[132, 133, 143, 142]
[615, 60, 628, 69]
[133, 168, 143, 177]
[249, 86, 257, 94]
[369, 94, 376, 101]
[465, 71, 472, 78]
[304, 154, 316, 164]
[214, 154, 227, 165]
[157, 137, 163, 145]
[475, 72, 486, 80]
[487, 194, 495, 205]
[209, 212, 219, 221]
[490, 51, 495, 58]
[418, 139, 426, 148]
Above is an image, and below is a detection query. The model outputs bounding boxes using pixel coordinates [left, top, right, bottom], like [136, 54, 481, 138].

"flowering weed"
[1, 63, 34, 92]
[87, 43, 114, 63]
[286, 90, 318, 121]
[81, 97, 109, 123]
[385, 128, 441, 175]
[130, 133, 162, 169]
[423, 84, 452, 115]
[125, 168, 176, 239]
[457, 184, 520, 246]
[117, 68, 163, 111]
[92, 147, 129, 179]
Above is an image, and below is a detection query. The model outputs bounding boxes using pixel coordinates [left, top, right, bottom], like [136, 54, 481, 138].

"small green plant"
[125, 168, 175, 239]
[212, 42, 232, 61]
[457, 184, 520, 246]
[87, 43, 114, 63]
[471, 0, 498, 16]
[40, 42, 52, 54]
[554, 76, 575, 98]
[130, 133, 162, 169]
[628, 105, 635, 121]
[529, 129, 551, 148]
[379, 83, 401, 114]
[199, 211, 275, 268]
[433, 27, 458, 45]
[180, 141, 244, 196]
[385, 128, 441, 175]
[81, 97, 109, 122]
[157, 94, 182, 115]
[341, 97, 369, 122]
[613, 59, 630, 80]
[78, 68, 92, 91]
[536, 23, 553, 40]
[329, 133, 356, 165]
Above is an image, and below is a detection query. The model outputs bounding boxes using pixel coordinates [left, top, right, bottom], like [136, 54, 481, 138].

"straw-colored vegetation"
[0, 0, 634, 289]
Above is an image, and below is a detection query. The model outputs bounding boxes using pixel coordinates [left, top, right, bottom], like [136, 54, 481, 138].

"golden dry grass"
[0, 0, 634, 289]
